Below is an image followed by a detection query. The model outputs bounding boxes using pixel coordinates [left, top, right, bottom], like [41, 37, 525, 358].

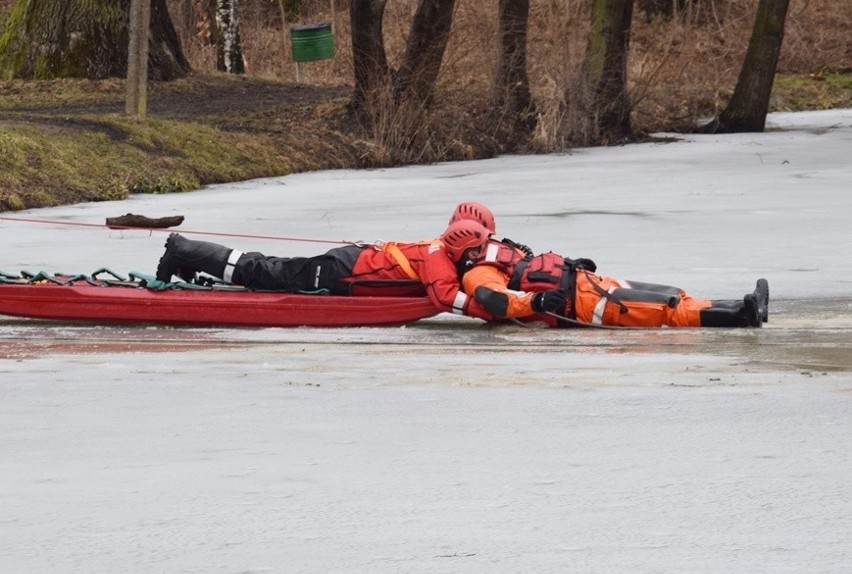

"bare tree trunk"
[350, 0, 457, 115]
[491, 0, 536, 141]
[349, 0, 459, 163]
[393, 0, 457, 105]
[700, 0, 790, 133]
[214, 0, 246, 74]
[148, 0, 191, 80]
[637, 0, 685, 21]
[579, 0, 634, 144]
[0, 0, 189, 80]
[350, 0, 390, 113]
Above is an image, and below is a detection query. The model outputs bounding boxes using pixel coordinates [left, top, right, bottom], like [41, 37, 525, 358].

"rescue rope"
[0, 214, 358, 246]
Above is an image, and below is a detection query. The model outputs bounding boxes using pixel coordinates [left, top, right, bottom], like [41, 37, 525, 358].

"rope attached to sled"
[0, 214, 358, 246]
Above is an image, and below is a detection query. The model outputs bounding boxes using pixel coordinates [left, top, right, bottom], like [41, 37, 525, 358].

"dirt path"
[3, 74, 347, 115]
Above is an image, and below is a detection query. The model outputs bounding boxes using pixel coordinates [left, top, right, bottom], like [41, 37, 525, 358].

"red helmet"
[449, 201, 496, 235]
[441, 220, 490, 262]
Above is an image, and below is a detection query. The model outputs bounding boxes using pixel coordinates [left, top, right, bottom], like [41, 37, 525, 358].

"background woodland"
[0, 0, 849, 211]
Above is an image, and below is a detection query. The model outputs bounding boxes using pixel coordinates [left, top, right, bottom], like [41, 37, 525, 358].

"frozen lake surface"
[1, 109, 851, 573]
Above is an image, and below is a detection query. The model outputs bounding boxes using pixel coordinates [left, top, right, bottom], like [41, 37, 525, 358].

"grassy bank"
[1, 71, 850, 212]
[0, 74, 360, 211]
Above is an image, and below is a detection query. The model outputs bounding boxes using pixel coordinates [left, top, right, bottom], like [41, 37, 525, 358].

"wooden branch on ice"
[106, 213, 185, 229]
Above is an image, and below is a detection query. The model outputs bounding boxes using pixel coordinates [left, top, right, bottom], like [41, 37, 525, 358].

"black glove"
[501, 237, 534, 259]
[532, 289, 567, 313]
[570, 257, 597, 273]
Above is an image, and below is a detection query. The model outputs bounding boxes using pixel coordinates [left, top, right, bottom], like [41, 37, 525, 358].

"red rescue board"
[0, 281, 440, 327]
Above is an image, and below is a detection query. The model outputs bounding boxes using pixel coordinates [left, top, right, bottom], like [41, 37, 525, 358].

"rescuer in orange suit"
[155, 219, 497, 320]
[448, 201, 769, 328]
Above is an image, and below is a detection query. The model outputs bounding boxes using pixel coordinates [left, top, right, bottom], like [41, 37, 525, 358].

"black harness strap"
[559, 262, 578, 320]
[507, 259, 530, 291]
[544, 311, 645, 330]
[581, 269, 629, 314]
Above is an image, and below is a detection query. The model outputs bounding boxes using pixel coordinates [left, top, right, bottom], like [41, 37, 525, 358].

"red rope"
[0, 215, 357, 245]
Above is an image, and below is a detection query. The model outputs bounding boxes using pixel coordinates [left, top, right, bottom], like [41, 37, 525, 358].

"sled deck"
[0, 270, 440, 327]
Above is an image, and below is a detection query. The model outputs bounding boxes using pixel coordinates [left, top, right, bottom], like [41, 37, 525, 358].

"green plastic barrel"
[290, 23, 335, 63]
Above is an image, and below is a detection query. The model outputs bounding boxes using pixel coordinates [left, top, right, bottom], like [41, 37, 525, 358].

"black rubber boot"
[156, 233, 234, 282]
[700, 294, 762, 328]
[754, 278, 769, 323]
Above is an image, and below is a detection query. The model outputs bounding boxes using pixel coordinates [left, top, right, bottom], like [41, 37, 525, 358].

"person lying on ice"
[154, 220, 497, 321]
[447, 201, 769, 328]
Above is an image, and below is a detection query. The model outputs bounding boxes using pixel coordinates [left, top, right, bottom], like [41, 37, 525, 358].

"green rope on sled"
[0, 268, 329, 294]
[90, 268, 127, 283]
[128, 271, 211, 291]
[0, 268, 212, 291]
[0, 270, 23, 283]
[20, 270, 64, 283]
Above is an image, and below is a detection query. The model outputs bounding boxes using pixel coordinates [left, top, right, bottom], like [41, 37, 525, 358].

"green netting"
[0, 269, 213, 290]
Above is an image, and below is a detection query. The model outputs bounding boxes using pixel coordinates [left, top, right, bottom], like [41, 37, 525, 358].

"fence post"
[126, 0, 151, 117]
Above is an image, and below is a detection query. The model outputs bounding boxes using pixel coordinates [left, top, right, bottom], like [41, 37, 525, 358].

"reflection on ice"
[2, 299, 849, 370]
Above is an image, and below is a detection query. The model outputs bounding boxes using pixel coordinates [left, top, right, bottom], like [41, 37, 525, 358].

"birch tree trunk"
[214, 0, 246, 75]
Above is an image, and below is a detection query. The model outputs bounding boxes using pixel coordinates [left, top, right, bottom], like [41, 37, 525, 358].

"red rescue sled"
[0, 273, 440, 327]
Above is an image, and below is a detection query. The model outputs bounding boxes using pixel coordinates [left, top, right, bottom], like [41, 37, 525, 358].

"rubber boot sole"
[754, 278, 769, 323]
[156, 233, 196, 283]
[742, 293, 762, 328]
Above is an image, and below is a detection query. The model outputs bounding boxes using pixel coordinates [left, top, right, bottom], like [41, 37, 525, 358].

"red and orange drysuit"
[461, 240, 717, 328]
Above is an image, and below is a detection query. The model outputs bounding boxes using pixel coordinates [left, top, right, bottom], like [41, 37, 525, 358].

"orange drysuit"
[462, 240, 713, 328]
